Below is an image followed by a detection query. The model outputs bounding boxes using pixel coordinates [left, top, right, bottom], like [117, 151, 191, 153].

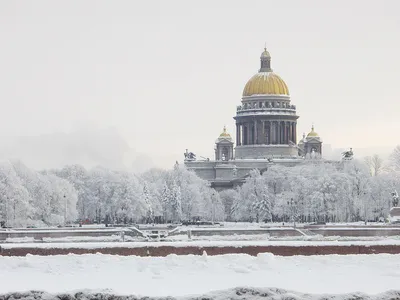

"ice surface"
[0, 253, 400, 296]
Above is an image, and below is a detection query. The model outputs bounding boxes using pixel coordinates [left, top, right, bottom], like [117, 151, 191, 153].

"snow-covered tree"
[219, 189, 239, 221]
[0, 161, 31, 227]
[142, 182, 154, 223]
[170, 181, 182, 222]
[365, 154, 385, 176]
[160, 181, 172, 222]
[390, 145, 400, 171]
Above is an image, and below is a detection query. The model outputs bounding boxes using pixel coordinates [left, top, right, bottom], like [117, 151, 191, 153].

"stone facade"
[235, 144, 298, 159]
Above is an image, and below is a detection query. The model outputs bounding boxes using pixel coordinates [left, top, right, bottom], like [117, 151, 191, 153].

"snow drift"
[2, 288, 400, 300]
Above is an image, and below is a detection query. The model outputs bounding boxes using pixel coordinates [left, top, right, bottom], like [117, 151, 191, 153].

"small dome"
[261, 48, 271, 58]
[307, 125, 319, 137]
[218, 126, 232, 139]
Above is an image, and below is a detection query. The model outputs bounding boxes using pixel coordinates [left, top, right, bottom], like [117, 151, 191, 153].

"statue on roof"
[342, 148, 354, 160]
[184, 149, 196, 161]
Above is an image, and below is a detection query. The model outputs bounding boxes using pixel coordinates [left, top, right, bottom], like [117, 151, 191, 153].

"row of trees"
[0, 161, 78, 227]
[0, 161, 224, 227]
[1, 146, 400, 227]
[224, 147, 400, 223]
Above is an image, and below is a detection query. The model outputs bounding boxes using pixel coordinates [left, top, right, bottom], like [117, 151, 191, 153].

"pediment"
[306, 137, 322, 143]
[216, 138, 234, 144]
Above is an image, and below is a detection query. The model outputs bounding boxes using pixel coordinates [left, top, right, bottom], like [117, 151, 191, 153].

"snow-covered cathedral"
[184, 48, 323, 190]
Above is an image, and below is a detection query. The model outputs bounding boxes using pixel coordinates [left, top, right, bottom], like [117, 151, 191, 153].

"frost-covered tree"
[0, 162, 31, 227]
[219, 189, 238, 221]
[51, 165, 89, 219]
[142, 182, 154, 223]
[160, 181, 172, 222]
[44, 173, 78, 225]
[170, 181, 182, 222]
[390, 145, 400, 171]
[4, 154, 400, 227]
[365, 154, 385, 176]
[232, 159, 400, 223]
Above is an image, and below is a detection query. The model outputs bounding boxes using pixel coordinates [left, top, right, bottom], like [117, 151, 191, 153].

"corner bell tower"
[215, 126, 234, 161]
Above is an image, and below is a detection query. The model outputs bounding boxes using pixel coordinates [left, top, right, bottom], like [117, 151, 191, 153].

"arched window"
[222, 147, 229, 161]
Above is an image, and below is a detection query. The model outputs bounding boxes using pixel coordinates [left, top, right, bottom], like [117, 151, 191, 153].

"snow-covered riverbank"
[0, 253, 399, 296]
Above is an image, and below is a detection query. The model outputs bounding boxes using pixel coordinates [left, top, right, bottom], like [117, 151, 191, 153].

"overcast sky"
[0, 0, 399, 169]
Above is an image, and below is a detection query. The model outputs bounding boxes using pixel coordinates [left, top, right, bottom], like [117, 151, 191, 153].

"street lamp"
[363, 191, 367, 225]
[63, 194, 67, 226]
[287, 198, 300, 229]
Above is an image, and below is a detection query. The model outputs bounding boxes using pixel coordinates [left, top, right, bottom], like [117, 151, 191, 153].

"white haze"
[0, 0, 399, 171]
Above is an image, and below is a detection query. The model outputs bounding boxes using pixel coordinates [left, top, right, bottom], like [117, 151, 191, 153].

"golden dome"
[307, 125, 319, 137]
[242, 48, 289, 97]
[219, 126, 231, 139]
[243, 72, 289, 96]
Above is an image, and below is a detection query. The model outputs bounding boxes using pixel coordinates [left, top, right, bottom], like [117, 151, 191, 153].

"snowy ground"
[2, 288, 400, 300]
[0, 253, 400, 297]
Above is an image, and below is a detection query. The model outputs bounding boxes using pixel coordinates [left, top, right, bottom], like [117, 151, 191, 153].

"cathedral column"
[291, 122, 295, 143]
[236, 123, 241, 146]
[288, 122, 292, 143]
[293, 122, 296, 143]
[262, 120, 265, 144]
[239, 124, 242, 145]
[293, 123, 297, 144]
[284, 122, 288, 144]
[285, 121, 289, 145]
[283, 122, 286, 144]
[277, 122, 281, 144]
[270, 122, 274, 144]
[242, 125, 245, 145]
[247, 123, 250, 145]
[277, 121, 280, 144]
[268, 121, 272, 144]
[282, 122, 285, 144]
[254, 119, 258, 145]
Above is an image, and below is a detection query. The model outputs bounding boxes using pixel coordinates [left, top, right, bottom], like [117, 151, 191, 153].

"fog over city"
[0, 0, 399, 171]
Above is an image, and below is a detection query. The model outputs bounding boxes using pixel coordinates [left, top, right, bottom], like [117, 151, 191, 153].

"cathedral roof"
[242, 48, 289, 97]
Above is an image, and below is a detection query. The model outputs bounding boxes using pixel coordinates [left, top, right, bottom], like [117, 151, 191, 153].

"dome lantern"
[259, 47, 272, 72]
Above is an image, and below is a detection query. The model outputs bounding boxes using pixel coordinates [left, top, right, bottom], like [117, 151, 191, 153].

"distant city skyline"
[0, 0, 399, 170]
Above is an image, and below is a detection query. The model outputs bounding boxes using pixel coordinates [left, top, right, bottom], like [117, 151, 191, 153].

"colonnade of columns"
[236, 120, 297, 146]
